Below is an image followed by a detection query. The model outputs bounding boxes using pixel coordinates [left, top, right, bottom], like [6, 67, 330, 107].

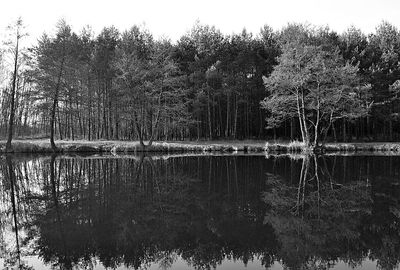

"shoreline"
[0, 140, 266, 154]
[1, 139, 400, 154]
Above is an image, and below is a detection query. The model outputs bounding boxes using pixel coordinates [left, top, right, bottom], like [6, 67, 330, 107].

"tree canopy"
[261, 42, 371, 147]
[0, 20, 399, 144]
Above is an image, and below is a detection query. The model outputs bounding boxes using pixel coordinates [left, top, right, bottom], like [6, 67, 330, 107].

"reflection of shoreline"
[0, 155, 274, 269]
[3, 151, 400, 164]
[264, 154, 400, 270]
[3, 140, 400, 155]
[1, 155, 400, 270]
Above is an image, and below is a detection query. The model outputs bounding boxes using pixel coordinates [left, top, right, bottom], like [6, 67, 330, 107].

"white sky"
[0, 0, 399, 44]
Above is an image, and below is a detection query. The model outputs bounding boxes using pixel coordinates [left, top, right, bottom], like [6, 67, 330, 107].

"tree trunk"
[6, 35, 20, 152]
[290, 118, 295, 140]
[296, 89, 308, 146]
[234, 95, 238, 139]
[57, 107, 63, 140]
[225, 92, 230, 138]
[313, 100, 320, 147]
[50, 55, 65, 151]
[133, 111, 145, 147]
[207, 87, 212, 139]
[342, 120, 346, 142]
[148, 108, 162, 146]
[300, 91, 310, 147]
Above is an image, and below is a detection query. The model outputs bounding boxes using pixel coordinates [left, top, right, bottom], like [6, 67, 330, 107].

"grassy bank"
[0, 139, 267, 154]
[266, 141, 400, 153]
[1, 139, 400, 154]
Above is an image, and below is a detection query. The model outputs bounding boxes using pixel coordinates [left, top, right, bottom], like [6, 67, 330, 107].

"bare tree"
[5, 17, 26, 152]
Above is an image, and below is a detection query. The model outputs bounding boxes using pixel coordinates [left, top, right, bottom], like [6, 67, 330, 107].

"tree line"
[1, 18, 400, 150]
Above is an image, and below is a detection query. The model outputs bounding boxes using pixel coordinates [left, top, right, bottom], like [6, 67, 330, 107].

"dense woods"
[1, 19, 400, 147]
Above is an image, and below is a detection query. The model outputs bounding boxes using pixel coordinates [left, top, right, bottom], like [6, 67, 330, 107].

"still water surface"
[0, 153, 399, 270]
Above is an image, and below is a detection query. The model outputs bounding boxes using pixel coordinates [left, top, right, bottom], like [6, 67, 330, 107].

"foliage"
[261, 36, 371, 146]
[1, 20, 400, 142]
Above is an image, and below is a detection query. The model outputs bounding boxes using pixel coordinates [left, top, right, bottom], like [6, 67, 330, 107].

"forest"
[1, 18, 400, 149]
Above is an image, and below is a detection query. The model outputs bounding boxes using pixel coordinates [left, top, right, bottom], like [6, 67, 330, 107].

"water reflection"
[0, 154, 400, 269]
[264, 155, 400, 270]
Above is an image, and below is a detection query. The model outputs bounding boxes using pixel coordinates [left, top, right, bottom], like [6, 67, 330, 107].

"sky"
[0, 0, 399, 44]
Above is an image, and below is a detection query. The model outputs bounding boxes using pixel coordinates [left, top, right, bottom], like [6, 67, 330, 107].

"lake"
[0, 153, 399, 270]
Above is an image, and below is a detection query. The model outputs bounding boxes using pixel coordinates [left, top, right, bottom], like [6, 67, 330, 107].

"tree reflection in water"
[264, 154, 400, 270]
[2, 155, 34, 270]
[0, 154, 400, 270]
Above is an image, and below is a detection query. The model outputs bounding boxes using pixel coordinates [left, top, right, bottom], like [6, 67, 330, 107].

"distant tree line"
[1, 19, 400, 148]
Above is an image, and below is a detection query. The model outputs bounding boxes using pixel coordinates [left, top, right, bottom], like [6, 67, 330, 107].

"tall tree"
[5, 18, 26, 151]
[33, 19, 73, 151]
[93, 26, 120, 140]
